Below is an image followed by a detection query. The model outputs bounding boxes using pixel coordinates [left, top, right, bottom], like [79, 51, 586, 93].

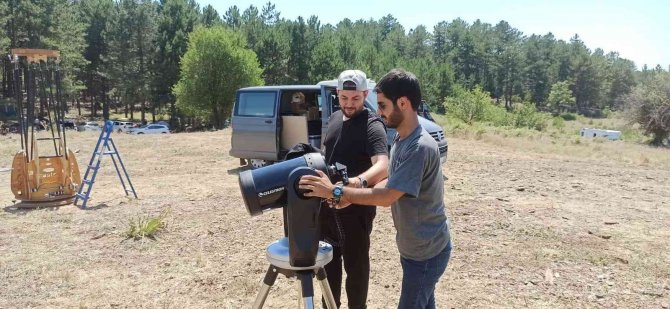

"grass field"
[0, 122, 668, 308]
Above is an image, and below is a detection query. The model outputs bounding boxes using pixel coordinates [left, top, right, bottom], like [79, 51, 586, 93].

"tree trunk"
[77, 98, 81, 116]
[141, 99, 145, 123]
[651, 130, 668, 146]
[138, 19, 146, 124]
[212, 106, 221, 129]
[102, 92, 110, 120]
[130, 99, 134, 121]
[170, 100, 177, 130]
[92, 95, 98, 118]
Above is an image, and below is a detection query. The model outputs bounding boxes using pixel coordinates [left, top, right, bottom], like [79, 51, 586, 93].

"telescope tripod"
[252, 237, 337, 309]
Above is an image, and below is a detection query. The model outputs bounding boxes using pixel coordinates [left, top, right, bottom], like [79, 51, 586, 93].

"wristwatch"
[358, 176, 368, 188]
[332, 184, 344, 203]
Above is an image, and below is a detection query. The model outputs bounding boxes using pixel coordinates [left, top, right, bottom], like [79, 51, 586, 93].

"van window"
[236, 92, 277, 117]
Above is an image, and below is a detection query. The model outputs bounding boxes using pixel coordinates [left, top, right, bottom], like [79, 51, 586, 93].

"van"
[417, 100, 435, 122]
[230, 81, 448, 168]
[580, 128, 621, 141]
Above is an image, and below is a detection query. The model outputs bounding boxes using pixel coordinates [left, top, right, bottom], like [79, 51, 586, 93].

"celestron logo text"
[258, 187, 284, 197]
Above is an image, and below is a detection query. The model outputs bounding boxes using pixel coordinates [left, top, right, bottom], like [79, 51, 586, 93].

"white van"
[580, 128, 621, 141]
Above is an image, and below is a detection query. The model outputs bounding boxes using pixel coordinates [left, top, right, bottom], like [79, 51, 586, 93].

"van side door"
[231, 90, 279, 161]
[319, 85, 337, 138]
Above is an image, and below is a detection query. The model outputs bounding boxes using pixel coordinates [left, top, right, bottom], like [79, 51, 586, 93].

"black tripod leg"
[252, 265, 279, 309]
[316, 268, 337, 309]
[298, 271, 315, 309]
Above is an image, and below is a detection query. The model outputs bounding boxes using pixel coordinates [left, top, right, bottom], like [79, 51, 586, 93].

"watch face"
[333, 186, 343, 197]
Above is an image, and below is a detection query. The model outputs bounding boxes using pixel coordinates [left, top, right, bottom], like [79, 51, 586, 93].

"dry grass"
[435, 113, 670, 168]
[0, 127, 669, 308]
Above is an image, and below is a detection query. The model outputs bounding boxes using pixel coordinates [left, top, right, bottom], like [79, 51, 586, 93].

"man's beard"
[342, 105, 364, 118]
[382, 108, 403, 128]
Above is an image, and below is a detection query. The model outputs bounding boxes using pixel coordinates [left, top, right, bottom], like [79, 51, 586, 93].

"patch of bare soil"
[0, 130, 668, 308]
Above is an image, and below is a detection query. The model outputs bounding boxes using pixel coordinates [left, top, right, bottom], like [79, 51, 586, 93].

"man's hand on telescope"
[299, 170, 335, 200]
[301, 172, 353, 209]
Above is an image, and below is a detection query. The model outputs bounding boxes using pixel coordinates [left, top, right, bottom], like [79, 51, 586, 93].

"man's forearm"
[341, 187, 395, 207]
[358, 155, 389, 186]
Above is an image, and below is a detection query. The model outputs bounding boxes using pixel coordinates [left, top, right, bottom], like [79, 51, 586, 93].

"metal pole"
[299, 271, 315, 309]
[54, 63, 68, 160]
[252, 265, 280, 309]
[38, 62, 59, 155]
[12, 56, 25, 154]
[316, 268, 337, 309]
[26, 63, 35, 161]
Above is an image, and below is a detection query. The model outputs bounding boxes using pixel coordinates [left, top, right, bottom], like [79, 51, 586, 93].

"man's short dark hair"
[374, 69, 422, 111]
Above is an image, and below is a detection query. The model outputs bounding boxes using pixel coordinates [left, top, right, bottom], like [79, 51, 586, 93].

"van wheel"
[250, 159, 270, 169]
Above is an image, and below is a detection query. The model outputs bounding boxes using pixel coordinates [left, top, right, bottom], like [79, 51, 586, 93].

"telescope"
[238, 152, 348, 267]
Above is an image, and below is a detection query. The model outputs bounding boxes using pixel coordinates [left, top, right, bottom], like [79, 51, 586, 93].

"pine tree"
[154, 0, 199, 126]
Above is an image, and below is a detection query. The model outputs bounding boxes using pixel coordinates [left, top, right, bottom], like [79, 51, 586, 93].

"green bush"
[602, 107, 613, 118]
[513, 103, 546, 131]
[552, 116, 565, 129]
[560, 113, 577, 121]
[621, 127, 646, 142]
[484, 104, 513, 127]
[443, 87, 550, 132]
[444, 85, 490, 124]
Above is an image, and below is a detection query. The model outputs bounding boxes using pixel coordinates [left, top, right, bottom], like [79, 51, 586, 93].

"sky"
[201, 0, 669, 69]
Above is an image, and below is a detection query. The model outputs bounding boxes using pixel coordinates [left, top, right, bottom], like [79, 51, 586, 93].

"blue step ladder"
[74, 120, 137, 208]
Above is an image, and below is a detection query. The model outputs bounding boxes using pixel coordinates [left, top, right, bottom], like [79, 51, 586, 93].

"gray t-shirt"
[387, 125, 450, 261]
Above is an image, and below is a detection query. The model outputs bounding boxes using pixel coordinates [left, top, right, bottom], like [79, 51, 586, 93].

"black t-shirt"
[323, 108, 388, 213]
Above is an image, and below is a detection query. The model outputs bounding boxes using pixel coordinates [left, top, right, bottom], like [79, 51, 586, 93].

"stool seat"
[266, 237, 333, 270]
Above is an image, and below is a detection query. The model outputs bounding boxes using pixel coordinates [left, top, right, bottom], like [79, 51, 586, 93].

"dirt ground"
[0, 129, 668, 308]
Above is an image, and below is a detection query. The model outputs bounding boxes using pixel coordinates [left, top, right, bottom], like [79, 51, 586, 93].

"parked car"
[8, 122, 21, 133]
[152, 120, 170, 128]
[112, 121, 134, 133]
[60, 119, 77, 130]
[128, 124, 170, 134]
[79, 121, 102, 132]
[230, 80, 448, 168]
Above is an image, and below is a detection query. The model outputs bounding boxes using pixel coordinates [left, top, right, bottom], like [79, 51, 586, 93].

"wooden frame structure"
[8, 49, 81, 207]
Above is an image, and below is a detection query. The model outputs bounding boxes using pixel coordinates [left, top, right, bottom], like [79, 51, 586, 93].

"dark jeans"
[320, 206, 376, 309]
[398, 241, 452, 309]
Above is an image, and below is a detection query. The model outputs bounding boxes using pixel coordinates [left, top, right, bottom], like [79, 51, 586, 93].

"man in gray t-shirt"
[300, 69, 452, 309]
[388, 125, 450, 261]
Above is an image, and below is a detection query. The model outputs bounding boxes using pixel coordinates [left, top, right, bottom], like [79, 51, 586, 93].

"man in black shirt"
[321, 69, 389, 309]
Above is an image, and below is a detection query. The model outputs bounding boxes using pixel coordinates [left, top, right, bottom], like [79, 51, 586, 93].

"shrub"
[552, 116, 565, 129]
[513, 103, 546, 131]
[125, 208, 171, 240]
[560, 113, 577, 121]
[484, 104, 514, 127]
[444, 85, 490, 124]
[625, 73, 670, 145]
[602, 107, 613, 118]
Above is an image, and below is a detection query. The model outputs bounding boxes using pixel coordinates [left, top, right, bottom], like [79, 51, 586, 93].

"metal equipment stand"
[252, 237, 338, 309]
